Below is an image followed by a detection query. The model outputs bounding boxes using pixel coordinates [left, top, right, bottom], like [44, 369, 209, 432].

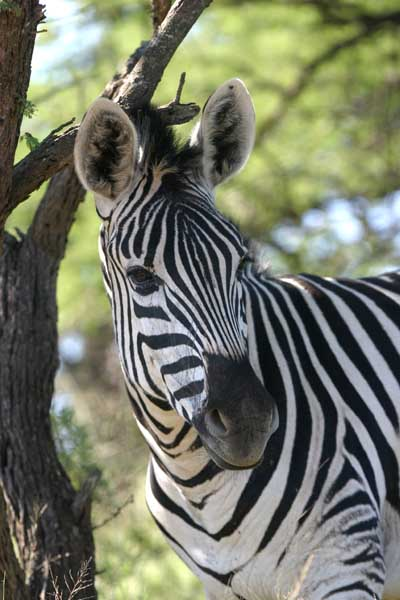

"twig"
[72, 470, 102, 522]
[48, 558, 95, 600]
[175, 71, 186, 103]
[44, 118, 75, 140]
[92, 494, 134, 531]
[157, 71, 200, 125]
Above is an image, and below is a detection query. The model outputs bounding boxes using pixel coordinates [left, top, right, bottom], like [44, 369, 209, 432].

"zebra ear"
[74, 98, 138, 219]
[191, 79, 256, 187]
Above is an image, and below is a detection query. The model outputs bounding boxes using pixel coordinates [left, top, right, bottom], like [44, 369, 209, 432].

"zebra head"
[74, 79, 278, 470]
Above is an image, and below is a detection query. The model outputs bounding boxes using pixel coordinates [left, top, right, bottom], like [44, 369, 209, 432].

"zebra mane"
[126, 105, 201, 172]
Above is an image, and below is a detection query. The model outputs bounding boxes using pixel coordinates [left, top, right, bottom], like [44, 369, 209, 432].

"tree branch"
[11, 124, 78, 214]
[117, 0, 212, 111]
[72, 469, 102, 523]
[10, 0, 209, 217]
[28, 163, 86, 257]
[156, 72, 200, 125]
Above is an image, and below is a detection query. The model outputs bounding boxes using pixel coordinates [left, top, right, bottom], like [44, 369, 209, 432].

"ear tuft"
[192, 79, 256, 187]
[74, 98, 138, 213]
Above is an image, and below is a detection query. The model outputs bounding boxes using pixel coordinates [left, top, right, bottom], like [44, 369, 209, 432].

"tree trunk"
[0, 226, 96, 599]
[0, 0, 98, 594]
[0, 1, 45, 233]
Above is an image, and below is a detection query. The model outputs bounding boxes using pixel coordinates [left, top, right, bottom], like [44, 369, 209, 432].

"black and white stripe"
[74, 80, 400, 600]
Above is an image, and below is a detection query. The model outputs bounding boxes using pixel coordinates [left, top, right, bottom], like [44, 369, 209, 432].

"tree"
[1, 0, 399, 598]
[0, 1, 210, 597]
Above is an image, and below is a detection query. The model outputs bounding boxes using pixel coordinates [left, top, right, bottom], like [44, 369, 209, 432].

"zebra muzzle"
[193, 354, 279, 470]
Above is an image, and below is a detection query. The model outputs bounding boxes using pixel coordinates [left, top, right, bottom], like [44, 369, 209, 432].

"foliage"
[51, 404, 101, 490]
[20, 132, 40, 152]
[10, 1, 400, 299]
[8, 0, 400, 596]
[21, 99, 37, 119]
[95, 474, 203, 600]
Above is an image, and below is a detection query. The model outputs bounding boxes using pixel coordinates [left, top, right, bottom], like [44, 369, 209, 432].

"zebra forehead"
[111, 181, 246, 259]
[115, 210, 245, 272]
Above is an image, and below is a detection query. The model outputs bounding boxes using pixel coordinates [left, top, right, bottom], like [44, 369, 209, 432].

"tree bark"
[0, 494, 27, 600]
[152, 0, 172, 32]
[0, 3, 48, 598]
[0, 0, 45, 236]
[0, 178, 96, 599]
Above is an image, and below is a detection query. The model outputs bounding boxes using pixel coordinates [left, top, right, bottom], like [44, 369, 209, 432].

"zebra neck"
[148, 452, 254, 523]
[126, 384, 218, 486]
[141, 421, 238, 508]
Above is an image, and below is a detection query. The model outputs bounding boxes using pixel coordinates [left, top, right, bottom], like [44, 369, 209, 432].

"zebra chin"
[192, 354, 279, 470]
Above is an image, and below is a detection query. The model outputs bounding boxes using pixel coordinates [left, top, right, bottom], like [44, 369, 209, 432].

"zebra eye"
[127, 266, 159, 291]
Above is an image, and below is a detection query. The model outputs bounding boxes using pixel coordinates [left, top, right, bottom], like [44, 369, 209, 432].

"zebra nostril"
[205, 409, 229, 437]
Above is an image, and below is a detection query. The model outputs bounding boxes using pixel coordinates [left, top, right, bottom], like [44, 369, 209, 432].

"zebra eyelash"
[126, 265, 162, 294]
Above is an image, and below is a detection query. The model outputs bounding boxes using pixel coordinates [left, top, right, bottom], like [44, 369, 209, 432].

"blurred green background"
[8, 1, 400, 597]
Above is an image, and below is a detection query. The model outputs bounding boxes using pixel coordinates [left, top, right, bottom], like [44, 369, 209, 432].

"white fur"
[74, 97, 138, 217]
[191, 78, 256, 187]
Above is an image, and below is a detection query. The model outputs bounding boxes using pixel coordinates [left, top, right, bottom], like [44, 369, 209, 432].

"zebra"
[74, 79, 400, 600]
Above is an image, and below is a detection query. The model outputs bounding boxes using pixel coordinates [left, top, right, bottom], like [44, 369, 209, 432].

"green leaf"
[21, 132, 40, 152]
[22, 99, 37, 119]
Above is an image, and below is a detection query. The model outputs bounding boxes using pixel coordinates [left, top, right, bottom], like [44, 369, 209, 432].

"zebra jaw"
[200, 439, 265, 471]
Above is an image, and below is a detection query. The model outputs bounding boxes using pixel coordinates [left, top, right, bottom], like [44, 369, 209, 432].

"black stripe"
[268, 281, 339, 533]
[254, 283, 312, 553]
[344, 422, 380, 508]
[322, 489, 372, 525]
[326, 580, 379, 598]
[150, 513, 232, 586]
[151, 450, 221, 488]
[161, 356, 203, 376]
[292, 275, 400, 504]
[301, 274, 400, 419]
[174, 380, 204, 401]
